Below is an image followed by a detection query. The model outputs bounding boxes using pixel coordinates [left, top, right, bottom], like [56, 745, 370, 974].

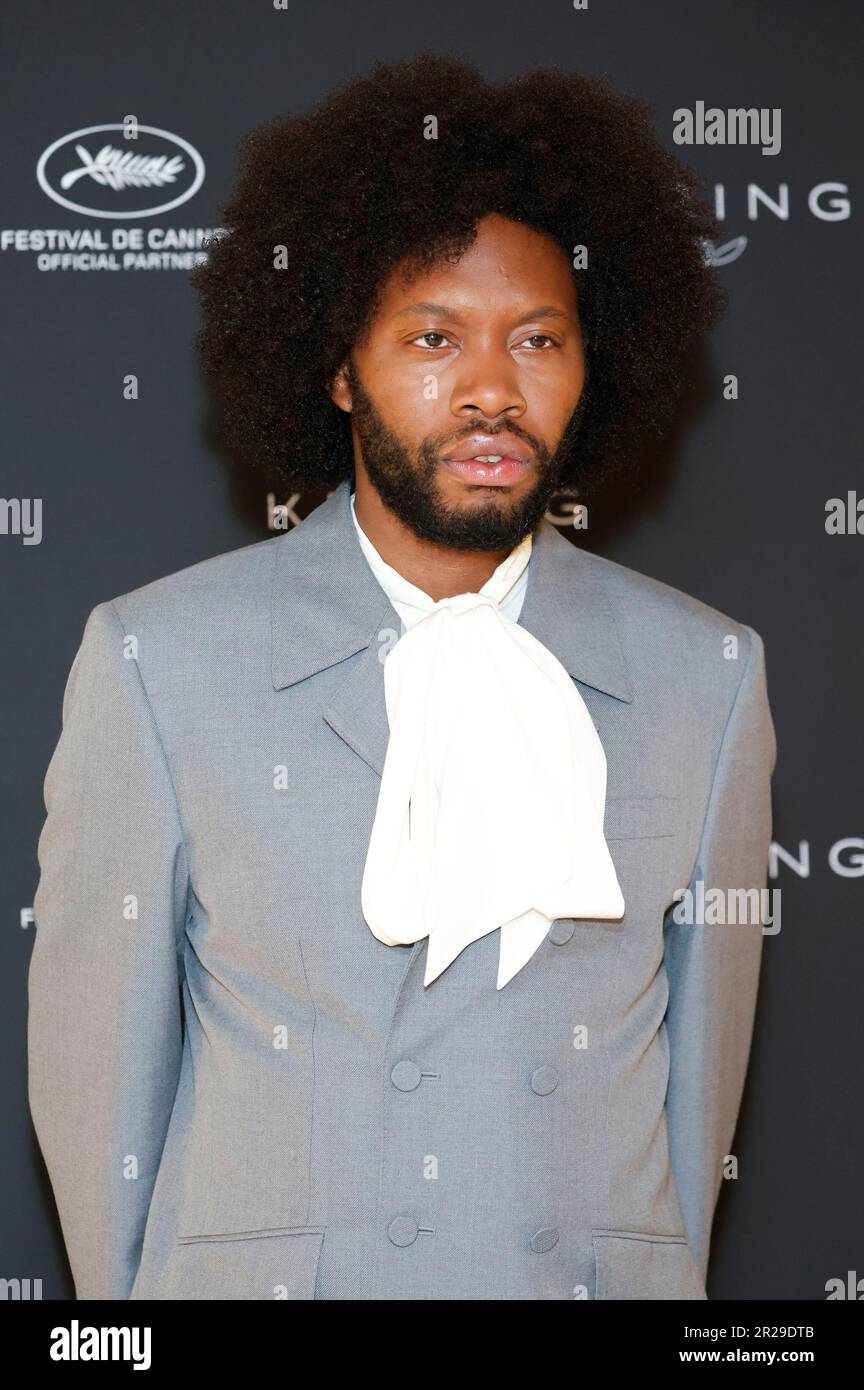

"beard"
[344, 360, 585, 553]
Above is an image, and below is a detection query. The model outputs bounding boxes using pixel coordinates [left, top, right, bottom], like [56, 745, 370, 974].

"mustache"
[435, 424, 536, 446]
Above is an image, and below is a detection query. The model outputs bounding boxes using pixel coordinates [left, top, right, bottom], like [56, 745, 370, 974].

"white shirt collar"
[349, 489, 531, 631]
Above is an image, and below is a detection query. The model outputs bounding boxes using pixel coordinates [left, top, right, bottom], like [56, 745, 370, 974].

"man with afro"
[29, 53, 776, 1302]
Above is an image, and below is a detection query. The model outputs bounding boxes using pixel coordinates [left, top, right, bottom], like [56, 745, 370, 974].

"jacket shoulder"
[72, 535, 285, 700]
[103, 533, 281, 631]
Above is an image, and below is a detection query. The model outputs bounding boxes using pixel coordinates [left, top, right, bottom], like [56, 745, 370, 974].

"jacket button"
[530, 1226, 560, 1253]
[390, 1060, 423, 1091]
[531, 1065, 559, 1095]
[388, 1216, 419, 1246]
[549, 919, 576, 945]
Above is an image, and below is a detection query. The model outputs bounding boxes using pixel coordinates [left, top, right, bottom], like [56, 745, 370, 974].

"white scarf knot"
[358, 518, 625, 989]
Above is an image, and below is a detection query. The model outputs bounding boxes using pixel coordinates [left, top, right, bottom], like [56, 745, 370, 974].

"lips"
[441, 433, 532, 466]
[441, 458, 529, 486]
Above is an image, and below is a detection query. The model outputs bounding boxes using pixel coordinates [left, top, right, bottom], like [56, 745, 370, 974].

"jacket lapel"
[271, 477, 633, 779]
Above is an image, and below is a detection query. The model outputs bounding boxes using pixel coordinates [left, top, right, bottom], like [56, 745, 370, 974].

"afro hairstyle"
[190, 52, 727, 496]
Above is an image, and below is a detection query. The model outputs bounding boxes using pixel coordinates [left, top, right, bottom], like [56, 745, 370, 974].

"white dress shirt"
[350, 489, 531, 631]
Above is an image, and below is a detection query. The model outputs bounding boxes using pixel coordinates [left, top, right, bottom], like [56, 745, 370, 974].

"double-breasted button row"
[391, 1059, 558, 1095]
[387, 1216, 560, 1254]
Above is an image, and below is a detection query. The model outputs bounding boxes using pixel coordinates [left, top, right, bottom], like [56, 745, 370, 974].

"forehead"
[377, 214, 577, 319]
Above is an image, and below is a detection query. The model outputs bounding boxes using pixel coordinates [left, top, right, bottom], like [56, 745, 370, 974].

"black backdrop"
[3, 0, 861, 1302]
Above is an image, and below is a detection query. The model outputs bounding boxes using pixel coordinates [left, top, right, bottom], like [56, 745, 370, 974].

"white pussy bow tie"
[359, 525, 625, 988]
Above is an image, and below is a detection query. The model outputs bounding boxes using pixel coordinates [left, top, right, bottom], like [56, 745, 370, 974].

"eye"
[518, 334, 557, 350]
[410, 332, 451, 349]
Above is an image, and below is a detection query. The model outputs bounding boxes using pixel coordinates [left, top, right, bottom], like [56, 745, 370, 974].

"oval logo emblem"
[36, 123, 205, 219]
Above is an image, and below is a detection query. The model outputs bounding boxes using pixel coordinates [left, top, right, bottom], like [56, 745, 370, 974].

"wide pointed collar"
[270, 478, 632, 774]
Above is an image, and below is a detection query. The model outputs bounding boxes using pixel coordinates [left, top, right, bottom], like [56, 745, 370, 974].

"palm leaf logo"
[60, 143, 185, 191]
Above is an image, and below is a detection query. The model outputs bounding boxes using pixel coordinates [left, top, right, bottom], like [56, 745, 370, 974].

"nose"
[449, 346, 527, 420]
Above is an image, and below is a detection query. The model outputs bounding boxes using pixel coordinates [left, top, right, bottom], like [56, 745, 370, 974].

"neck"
[352, 473, 513, 601]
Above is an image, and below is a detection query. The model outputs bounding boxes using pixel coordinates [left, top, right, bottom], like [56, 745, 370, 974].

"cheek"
[523, 364, 584, 434]
[389, 386, 453, 447]
[363, 353, 445, 421]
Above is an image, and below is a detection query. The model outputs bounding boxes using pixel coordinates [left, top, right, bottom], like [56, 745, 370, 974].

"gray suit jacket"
[28, 477, 777, 1301]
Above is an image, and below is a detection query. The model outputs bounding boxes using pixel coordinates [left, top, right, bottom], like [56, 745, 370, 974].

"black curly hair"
[190, 52, 726, 496]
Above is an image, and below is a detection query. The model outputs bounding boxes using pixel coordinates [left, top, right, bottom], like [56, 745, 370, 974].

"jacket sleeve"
[28, 600, 189, 1300]
[662, 623, 777, 1284]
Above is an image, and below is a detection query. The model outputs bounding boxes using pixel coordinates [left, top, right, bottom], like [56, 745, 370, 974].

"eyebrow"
[392, 302, 572, 326]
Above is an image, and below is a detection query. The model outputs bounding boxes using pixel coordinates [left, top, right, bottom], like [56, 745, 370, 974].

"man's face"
[330, 213, 586, 552]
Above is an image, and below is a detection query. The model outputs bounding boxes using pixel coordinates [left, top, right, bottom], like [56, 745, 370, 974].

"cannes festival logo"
[37, 123, 205, 218]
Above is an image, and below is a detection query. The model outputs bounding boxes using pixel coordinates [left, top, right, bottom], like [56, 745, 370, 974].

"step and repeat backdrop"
[2, 0, 860, 1302]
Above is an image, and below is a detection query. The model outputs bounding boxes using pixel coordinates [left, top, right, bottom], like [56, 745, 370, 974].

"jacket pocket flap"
[162, 1226, 325, 1299]
[591, 1228, 706, 1300]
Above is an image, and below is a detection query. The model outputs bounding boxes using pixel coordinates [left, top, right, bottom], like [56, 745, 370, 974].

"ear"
[328, 359, 353, 414]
